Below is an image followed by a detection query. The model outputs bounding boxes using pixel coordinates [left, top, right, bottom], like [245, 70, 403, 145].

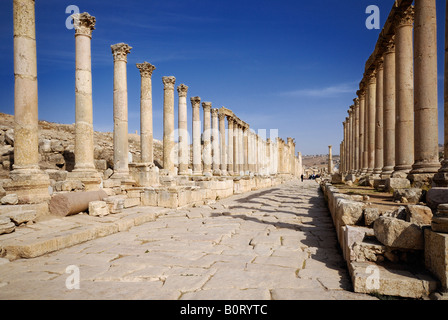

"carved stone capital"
[211, 108, 219, 117]
[136, 62, 156, 78]
[162, 76, 176, 90]
[190, 96, 201, 107]
[177, 84, 189, 97]
[353, 97, 360, 107]
[383, 35, 395, 54]
[111, 43, 132, 63]
[367, 71, 377, 85]
[218, 112, 226, 121]
[202, 102, 212, 111]
[395, 5, 414, 27]
[376, 57, 384, 71]
[73, 12, 96, 38]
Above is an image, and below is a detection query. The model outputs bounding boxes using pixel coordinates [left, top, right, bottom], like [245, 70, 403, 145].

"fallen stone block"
[385, 178, 411, 192]
[104, 196, 125, 214]
[374, 216, 424, 250]
[336, 198, 365, 226]
[4, 210, 36, 225]
[1, 194, 18, 205]
[405, 205, 432, 226]
[393, 188, 423, 204]
[363, 207, 380, 227]
[0, 216, 15, 235]
[49, 190, 108, 217]
[88, 201, 109, 217]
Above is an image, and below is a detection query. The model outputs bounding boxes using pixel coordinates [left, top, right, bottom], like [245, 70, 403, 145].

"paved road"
[0, 180, 376, 300]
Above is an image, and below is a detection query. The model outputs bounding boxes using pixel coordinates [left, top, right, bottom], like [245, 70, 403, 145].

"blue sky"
[0, 0, 445, 156]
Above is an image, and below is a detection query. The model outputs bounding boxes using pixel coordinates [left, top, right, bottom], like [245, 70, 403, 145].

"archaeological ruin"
[326, 0, 448, 299]
[3, 0, 448, 302]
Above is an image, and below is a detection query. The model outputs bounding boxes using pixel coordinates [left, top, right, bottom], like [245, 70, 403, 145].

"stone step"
[349, 261, 438, 299]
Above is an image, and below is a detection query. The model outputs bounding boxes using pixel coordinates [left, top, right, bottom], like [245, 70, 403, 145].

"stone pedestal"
[3, 172, 50, 204]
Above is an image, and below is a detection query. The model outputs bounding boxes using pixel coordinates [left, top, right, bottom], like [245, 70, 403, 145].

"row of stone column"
[8, 1, 302, 204]
[340, 0, 442, 186]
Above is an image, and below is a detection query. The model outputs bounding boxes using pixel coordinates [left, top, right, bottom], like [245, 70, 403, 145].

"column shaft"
[162, 76, 176, 175]
[191, 97, 202, 175]
[202, 102, 212, 175]
[177, 84, 189, 175]
[137, 62, 155, 164]
[374, 61, 384, 176]
[219, 113, 227, 174]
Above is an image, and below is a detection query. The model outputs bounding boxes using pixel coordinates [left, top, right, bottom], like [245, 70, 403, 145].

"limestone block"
[54, 180, 84, 192]
[103, 168, 114, 180]
[4, 210, 36, 225]
[95, 159, 107, 171]
[88, 201, 109, 217]
[45, 169, 68, 182]
[382, 206, 407, 220]
[104, 196, 125, 214]
[5, 129, 14, 146]
[103, 179, 121, 188]
[425, 229, 448, 289]
[0, 216, 15, 235]
[158, 190, 178, 208]
[349, 261, 438, 298]
[50, 140, 64, 153]
[39, 139, 51, 153]
[385, 178, 411, 192]
[336, 198, 365, 226]
[1, 194, 18, 205]
[374, 216, 424, 250]
[393, 188, 423, 204]
[141, 189, 158, 207]
[351, 240, 386, 262]
[124, 197, 140, 208]
[405, 205, 432, 226]
[363, 207, 380, 227]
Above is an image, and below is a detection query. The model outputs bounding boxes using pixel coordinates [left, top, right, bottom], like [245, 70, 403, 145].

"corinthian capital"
[211, 108, 219, 117]
[202, 102, 212, 111]
[177, 84, 189, 97]
[395, 5, 414, 27]
[190, 96, 201, 107]
[73, 12, 96, 38]
[162, 76, 176, 90]
[111, 43, 132, 62]
[136, 62, 156, 78]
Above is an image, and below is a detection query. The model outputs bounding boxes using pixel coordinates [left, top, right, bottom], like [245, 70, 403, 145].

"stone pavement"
[0, 180, 377, 300]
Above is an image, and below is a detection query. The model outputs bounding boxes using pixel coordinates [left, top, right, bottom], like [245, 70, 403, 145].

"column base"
[129, 163, 159, 187]
[4, 169, 51, 204]
[407, 172, 436, 188]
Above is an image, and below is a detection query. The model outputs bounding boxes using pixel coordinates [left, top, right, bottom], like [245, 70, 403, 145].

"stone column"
[348, 107, 353, 173]
[382, 37, 396, 178]
[111, 43, 132, 180]
[243, 127, 249, 175]
[5, 0, 50, 203]
[393, 6, 415, 177]
[354, 98, 360, 174]
[191, 97, 202, 175]
[341, 118, 348, 174]
[234, 124, 240, 175]
[366, 71, 377, 175]
[177, 84, 189, 175]
[358, 88, 366, 175]
[64, 13, 102, 190]
[373, 59, 384, 177]
[202, 102, 212, 176]
[162, 76, 176, 175]
[434, 0, 448, 186]
[340, 142, 344, 174]
[328, 145, 333, 174]
[362, 81, 369, 175]
[211, 108, 220, 175]
[219, 111, 227, 175]
[238, 125, 244, 175]
[136, 62, 156, 164]
[227, 117, 234, 175]
[410, 0, 440, 184]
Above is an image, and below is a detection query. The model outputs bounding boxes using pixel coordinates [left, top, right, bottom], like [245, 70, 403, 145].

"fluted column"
[202, 102, 212, 176]
[410, 0, 440, 182]
[162, 76, 176, 175]
[136, 62, 156, 164]
[382, 37, 396, 178]
[111, 43, 132, 180]
[227, 117, 234, 175]
[373, 59, 384, 177]
[219, 112, 227, 175]
[191, 97, 202, 175]
[366, 71, 377, 175]
[393, 6, 415, 177]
